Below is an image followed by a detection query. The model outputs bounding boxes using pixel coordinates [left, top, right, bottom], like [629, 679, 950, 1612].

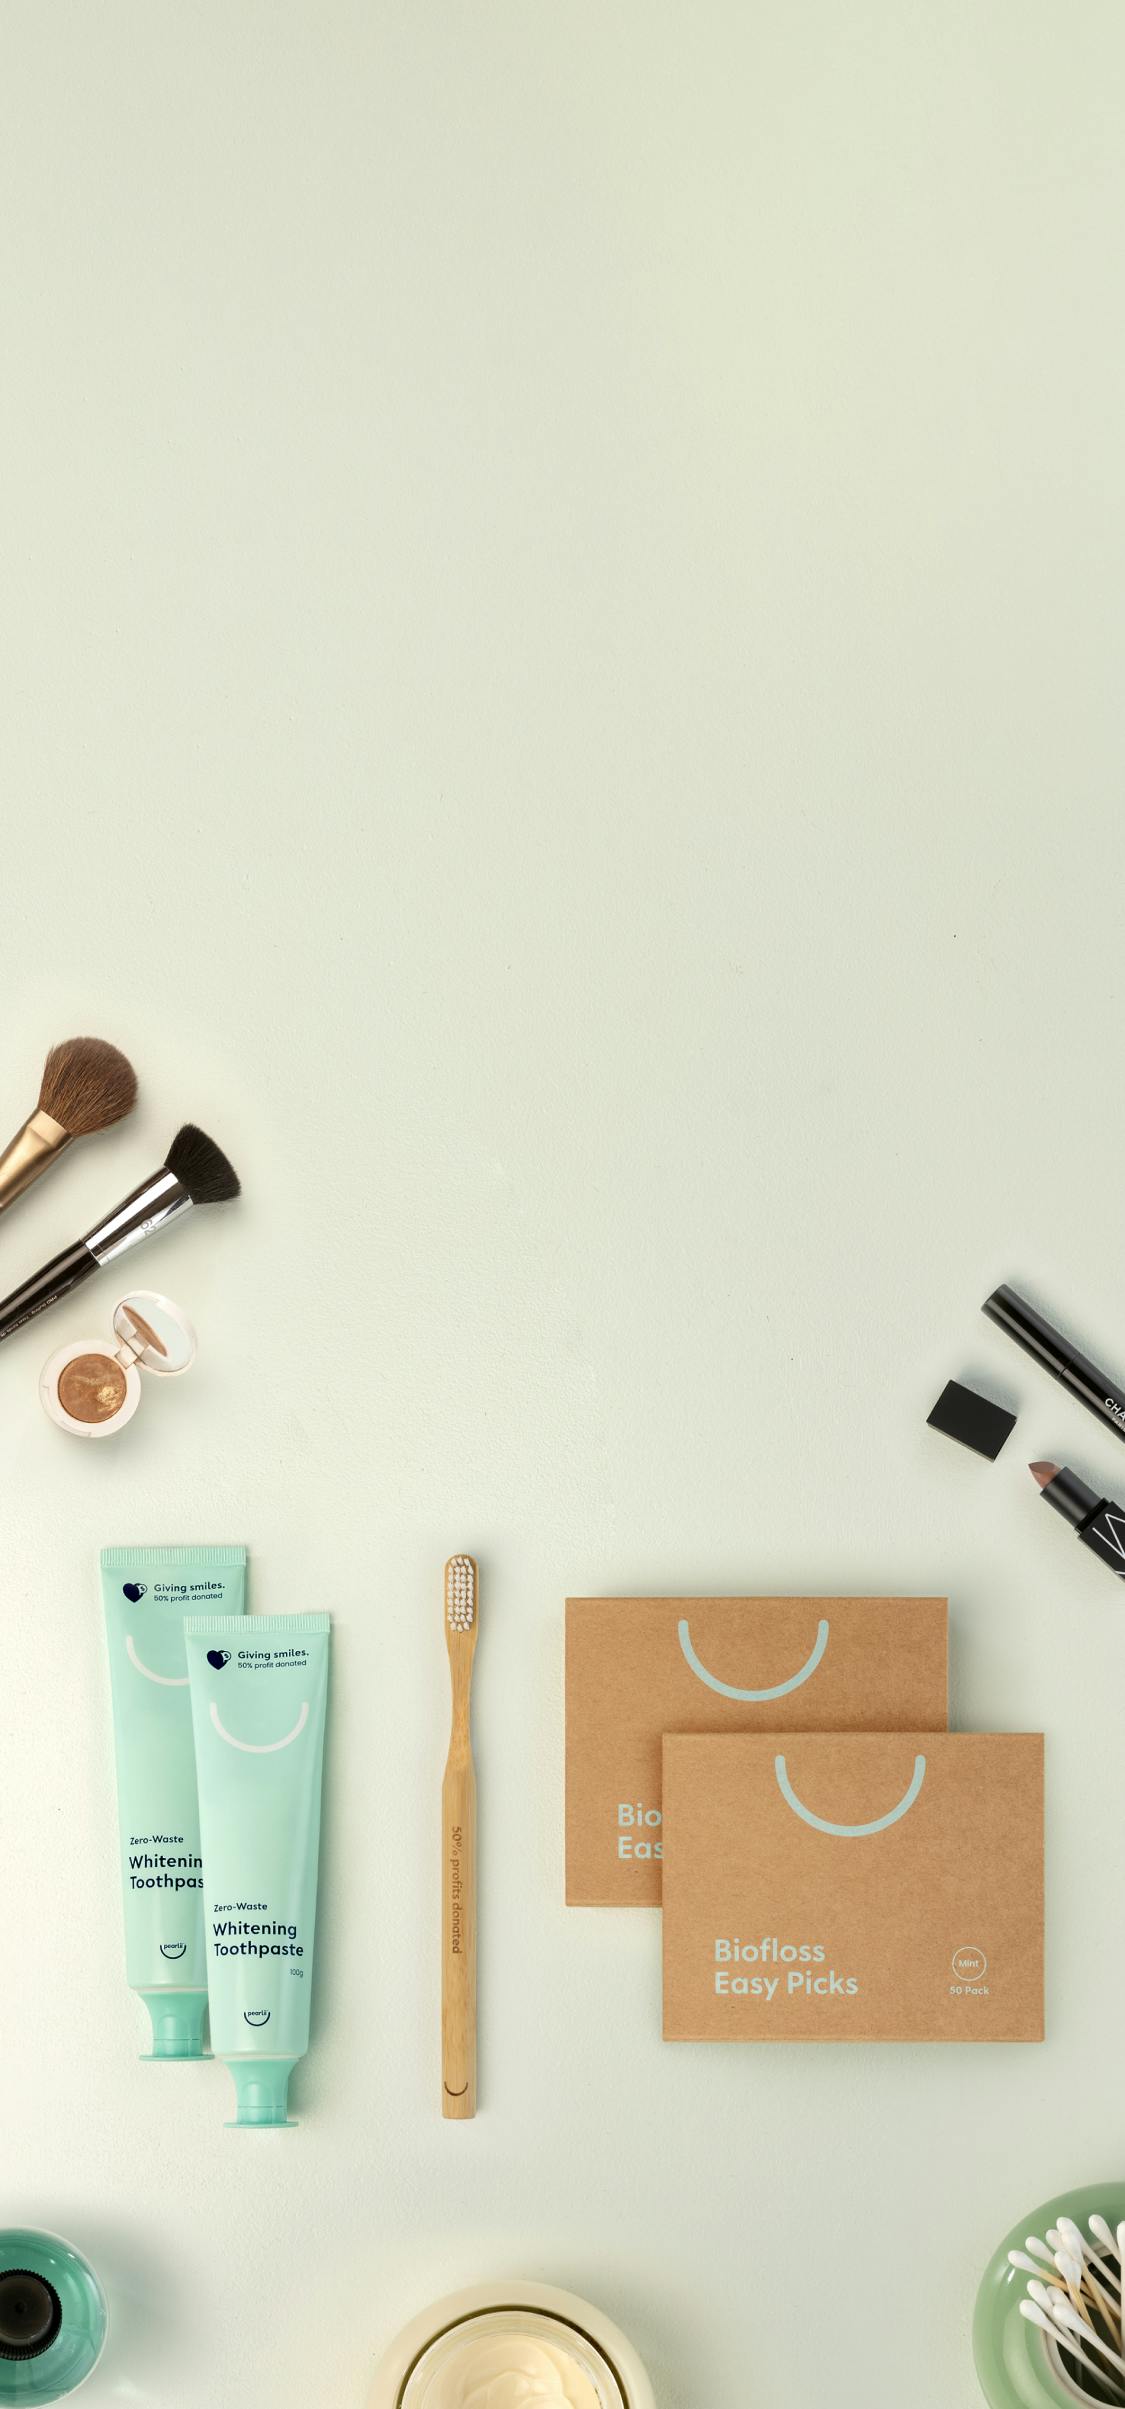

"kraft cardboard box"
[565, 1596, 948, 1905]
[661, 1731, 1044, 2043]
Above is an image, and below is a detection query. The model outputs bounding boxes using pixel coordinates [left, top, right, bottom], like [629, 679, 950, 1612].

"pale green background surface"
[1, 7, 1123, 2405]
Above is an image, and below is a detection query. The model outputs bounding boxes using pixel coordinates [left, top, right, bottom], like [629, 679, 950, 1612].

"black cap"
[0, 2269, 62, 2361]
[927, 1378, 1016, 1460]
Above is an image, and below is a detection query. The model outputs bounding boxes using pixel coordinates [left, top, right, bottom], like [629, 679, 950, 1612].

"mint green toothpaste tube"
[185, 1612, 330, 2127]
[101, 1544, 248, 2060]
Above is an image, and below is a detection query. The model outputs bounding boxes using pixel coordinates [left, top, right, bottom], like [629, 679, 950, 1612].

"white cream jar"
[369, 2285, 655, 2409]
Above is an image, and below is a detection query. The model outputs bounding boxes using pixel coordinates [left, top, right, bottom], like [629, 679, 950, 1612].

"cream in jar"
[369, 2284, 654, 2409]
[411, 2328, 603, 2407]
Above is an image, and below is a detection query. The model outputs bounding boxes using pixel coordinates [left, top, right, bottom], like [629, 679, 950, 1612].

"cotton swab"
[1051, 2220, 1123, 2343]
[1054, 2299, 1125, 2378]
[1060, 2219, 1122, 2307]
[1014, 2213, 1125, 2406]
[1010, 2251, 1065, 2284]
[1020, 2301, 1125, 2403]
[1091, 2218, 1124, 2287]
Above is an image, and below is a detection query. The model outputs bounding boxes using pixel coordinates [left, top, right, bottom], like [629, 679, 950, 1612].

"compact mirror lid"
[113, 1290, 196, 1376]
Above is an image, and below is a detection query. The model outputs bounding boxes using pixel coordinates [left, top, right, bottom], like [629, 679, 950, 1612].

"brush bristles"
[446, 1556, 476, 1632]
[38, 1038, 138, 1136]
[165, 1122, 241, 1205]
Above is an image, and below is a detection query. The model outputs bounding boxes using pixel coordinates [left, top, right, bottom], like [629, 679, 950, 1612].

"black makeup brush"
[0, 1039, 138, 1214]
[0, 1124, 240, 1345]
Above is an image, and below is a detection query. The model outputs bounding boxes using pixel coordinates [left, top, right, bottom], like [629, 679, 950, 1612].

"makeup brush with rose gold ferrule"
[443, 1554, 479, 2120]
[0, 1038, 137, 1213]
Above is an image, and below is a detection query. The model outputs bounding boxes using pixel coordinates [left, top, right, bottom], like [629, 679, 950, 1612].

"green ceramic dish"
[974, 2182, 1125, 2407]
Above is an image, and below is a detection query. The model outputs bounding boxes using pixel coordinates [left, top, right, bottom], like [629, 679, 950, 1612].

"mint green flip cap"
[225, 2059, 297, 2128]
[140, 1990, 209, 2061]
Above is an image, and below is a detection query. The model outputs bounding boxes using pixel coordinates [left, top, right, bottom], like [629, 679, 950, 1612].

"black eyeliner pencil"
[983, 1284, 1125, 1445]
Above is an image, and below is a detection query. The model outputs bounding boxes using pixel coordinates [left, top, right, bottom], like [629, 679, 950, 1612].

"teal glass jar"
[974, 2182, 1125, 2407]
[0, 2230, 107, 2402]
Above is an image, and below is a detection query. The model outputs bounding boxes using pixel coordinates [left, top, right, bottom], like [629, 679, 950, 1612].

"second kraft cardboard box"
[565, 1595, 949, 1905]
[661, 1730, 1044, 2042]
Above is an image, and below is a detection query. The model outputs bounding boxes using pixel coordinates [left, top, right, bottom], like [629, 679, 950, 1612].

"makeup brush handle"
[0, 1242, 98, 1343]
[442, 1757, 476, 2119]
[0, 1113, 70, 1213]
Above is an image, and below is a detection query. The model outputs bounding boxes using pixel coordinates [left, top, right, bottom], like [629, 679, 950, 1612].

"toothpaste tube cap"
[140, 1989, 209, 2061]
[224, 2057, 297, 2129]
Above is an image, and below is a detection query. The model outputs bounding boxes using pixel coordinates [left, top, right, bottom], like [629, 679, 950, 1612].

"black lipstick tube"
[1036, 1463, 1125, 1577]
[983, 1284, 1125, 1442]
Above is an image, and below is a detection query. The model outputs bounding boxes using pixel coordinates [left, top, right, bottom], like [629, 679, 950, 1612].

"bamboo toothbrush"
[442, 1553, 478, 2120]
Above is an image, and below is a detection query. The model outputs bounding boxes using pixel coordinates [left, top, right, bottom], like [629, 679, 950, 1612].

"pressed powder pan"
[40, 1290, 196, 1438]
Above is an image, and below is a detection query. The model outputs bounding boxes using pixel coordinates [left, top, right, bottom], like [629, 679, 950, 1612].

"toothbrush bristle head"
[446, 1555, 477, 1633]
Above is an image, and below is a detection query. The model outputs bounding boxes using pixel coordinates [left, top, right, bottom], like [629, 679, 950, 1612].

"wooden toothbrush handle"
[442, 1758, 476, 2118]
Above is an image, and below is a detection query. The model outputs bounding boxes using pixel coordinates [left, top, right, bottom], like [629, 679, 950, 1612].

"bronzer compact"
[39, 1291, 196, 1439]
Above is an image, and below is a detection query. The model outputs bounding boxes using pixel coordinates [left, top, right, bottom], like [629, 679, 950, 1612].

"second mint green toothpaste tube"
[101, 1543, 248, 2060]
[185, 1612, 330, 2127]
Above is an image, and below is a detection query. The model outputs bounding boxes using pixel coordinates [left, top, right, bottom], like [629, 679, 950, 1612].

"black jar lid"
[0, 2268, 63, 2361]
